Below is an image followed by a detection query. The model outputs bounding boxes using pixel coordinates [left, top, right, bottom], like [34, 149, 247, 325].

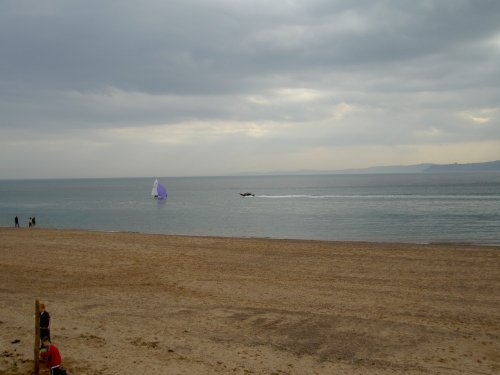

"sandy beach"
[0, 228, 499, 374]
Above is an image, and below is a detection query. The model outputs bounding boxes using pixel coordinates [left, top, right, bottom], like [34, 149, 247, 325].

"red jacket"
[41, 344, 62, 368]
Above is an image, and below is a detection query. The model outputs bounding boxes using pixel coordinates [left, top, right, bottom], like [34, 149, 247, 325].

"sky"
[1, 0, 499, 178]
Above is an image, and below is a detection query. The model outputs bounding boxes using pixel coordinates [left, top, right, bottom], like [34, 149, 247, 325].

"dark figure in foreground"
[40, 337, 66, 375]
[39, 303, 51, 345]
[14, 216, 19, 228]
[32, 216, 36, 227]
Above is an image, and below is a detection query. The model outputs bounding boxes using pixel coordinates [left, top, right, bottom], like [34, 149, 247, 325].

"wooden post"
[34, 299, 40, 375]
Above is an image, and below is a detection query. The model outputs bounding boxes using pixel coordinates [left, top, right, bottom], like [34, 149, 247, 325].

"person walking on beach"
[29, 217, 32, 228]
[32, 216, 36, 227]
[39, 303, 51, 345]
[40, 337, 65, 375]
[14, 216, 19, 228]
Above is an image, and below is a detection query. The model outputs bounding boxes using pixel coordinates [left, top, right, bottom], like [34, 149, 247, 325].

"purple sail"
[157, 183, 167, 199]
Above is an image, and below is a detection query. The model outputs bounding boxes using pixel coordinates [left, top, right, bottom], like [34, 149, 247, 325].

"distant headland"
[337, 160, 500, 174]
[236, 160, 500, 176]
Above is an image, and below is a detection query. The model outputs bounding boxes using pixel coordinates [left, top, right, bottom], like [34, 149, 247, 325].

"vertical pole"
[34, 299, 40, 375]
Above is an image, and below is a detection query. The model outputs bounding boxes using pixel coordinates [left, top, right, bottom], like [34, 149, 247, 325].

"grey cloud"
[2, 0, 498, 94]
[0, 0, 499, 177]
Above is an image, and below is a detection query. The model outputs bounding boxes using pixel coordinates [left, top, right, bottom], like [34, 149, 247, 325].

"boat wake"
[256, 194, 500, 199]
[257, 195, 335, 199]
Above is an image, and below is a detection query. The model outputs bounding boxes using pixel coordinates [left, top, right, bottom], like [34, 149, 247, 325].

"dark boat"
[239, 192, 255, 197]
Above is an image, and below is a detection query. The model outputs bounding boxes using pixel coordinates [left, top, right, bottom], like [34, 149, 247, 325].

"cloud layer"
[1, 0, 499, 178]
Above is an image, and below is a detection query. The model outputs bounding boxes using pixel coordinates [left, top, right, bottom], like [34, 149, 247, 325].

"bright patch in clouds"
[246, 88, 326, 105]
[102, 121, 285, 145]
[459, 108, 499, 124]
[274, 88, 326, 102]
[329, 102, 358, 121]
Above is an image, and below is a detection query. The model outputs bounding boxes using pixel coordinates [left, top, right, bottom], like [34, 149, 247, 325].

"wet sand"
[0, 228, 499, 374]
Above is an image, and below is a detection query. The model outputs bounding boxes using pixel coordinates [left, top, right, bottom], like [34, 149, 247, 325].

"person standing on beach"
[39, 303, 51, 345]
[32, 217, 36, 227]
[40, 337, 64, 375]
[14, 216, 19, 228]
[29, 217, 32, 228]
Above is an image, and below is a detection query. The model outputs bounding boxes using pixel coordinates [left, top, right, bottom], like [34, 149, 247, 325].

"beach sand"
[0, 228, 499, 374]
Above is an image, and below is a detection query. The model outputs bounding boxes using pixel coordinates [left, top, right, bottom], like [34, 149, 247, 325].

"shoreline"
[1, 228, 499, 374]
[2, 225, 500, 247]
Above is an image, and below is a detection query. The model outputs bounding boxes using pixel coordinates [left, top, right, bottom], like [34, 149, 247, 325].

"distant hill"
[423, 160, 500, 173]
[234, 160, 500, 176]
[337, 160, 500, 174]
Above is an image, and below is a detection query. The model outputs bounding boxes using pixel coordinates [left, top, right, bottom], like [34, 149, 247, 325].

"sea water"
[1, 173, 499, 244]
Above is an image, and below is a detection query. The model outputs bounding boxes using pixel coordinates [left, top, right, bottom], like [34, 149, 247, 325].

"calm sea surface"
[1, 174, 499, 244]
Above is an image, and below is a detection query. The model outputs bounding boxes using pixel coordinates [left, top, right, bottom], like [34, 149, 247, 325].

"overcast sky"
[1, 0, 499, 178]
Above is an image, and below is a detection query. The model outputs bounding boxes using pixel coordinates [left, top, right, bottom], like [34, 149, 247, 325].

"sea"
[1, 173, 500, 245]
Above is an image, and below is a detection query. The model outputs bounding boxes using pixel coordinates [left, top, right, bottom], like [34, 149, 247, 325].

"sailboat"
[151, 178, 168, 199]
